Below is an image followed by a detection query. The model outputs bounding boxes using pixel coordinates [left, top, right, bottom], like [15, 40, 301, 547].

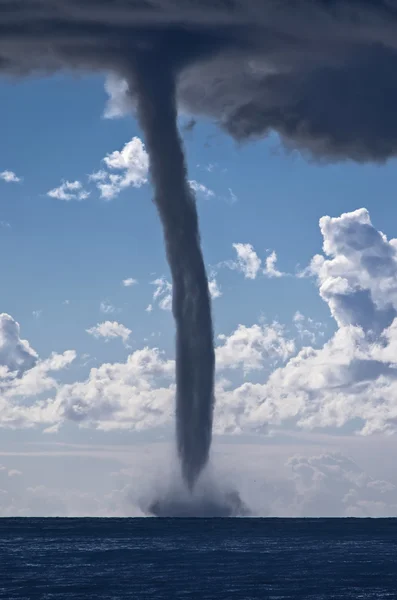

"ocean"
[1, 518, 396, 599]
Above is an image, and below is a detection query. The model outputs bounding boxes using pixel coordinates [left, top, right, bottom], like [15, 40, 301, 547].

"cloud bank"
[1, 207, 397, 438]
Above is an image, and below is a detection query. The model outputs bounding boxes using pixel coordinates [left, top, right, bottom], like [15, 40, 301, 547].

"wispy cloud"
[264, 251, 284, 278]
[100, 301, 117, 315]
[47, 180, 90, 201]
[0, 170, 21, 183]
[231, 243, 262, 279]
[189, 179, 215, 198]
[151, 277, 172, 311]
[122, 278, 138, 287]
[150, 272, 221, 310]
[86, 321, 131, 344]
[228, 188, 238, 204]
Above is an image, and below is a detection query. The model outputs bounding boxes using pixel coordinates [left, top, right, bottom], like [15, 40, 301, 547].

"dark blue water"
[1, 518, 397, 599]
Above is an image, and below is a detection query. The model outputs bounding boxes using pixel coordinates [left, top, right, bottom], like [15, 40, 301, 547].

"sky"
[2, 72, 397, 516]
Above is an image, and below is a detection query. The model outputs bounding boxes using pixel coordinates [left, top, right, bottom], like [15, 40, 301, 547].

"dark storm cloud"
[2, 1, 397, 160]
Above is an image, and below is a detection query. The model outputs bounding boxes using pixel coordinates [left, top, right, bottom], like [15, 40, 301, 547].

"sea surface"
[1, 518, 397, 599]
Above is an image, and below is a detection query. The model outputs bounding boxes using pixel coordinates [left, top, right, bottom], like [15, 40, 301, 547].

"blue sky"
[2, 74, 397, 516]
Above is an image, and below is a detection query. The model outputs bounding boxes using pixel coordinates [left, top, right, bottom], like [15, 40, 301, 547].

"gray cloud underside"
[3, 1, 397, 161]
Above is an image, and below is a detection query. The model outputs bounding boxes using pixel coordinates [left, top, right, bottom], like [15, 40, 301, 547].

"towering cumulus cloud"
[3, 0, 397, 494]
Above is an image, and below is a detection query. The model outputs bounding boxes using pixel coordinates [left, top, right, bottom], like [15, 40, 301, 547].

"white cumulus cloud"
[231, 243, 262, 279]
[103, 75, 131, 119]
[310, 207, 397, 332]
[216, 323, 295, 374]
[0, 313, 38, 375]
[0, 344, 76, 429]
[91, 137, 149, 200]
[208, 276, 222, 299]
[214, 208, 397, 437]
[5, 208, 397, 440]
[56, 347, 174, 430]
[47, 180, 90, 201]
[86, 321, 131, 344]
[0, 170, 21, 183]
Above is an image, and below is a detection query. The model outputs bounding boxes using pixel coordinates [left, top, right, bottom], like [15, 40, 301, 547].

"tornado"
[131, 52, 215, 491]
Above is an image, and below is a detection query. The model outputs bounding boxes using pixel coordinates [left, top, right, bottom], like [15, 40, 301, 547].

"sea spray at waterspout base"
[142, 468, 251, 517]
